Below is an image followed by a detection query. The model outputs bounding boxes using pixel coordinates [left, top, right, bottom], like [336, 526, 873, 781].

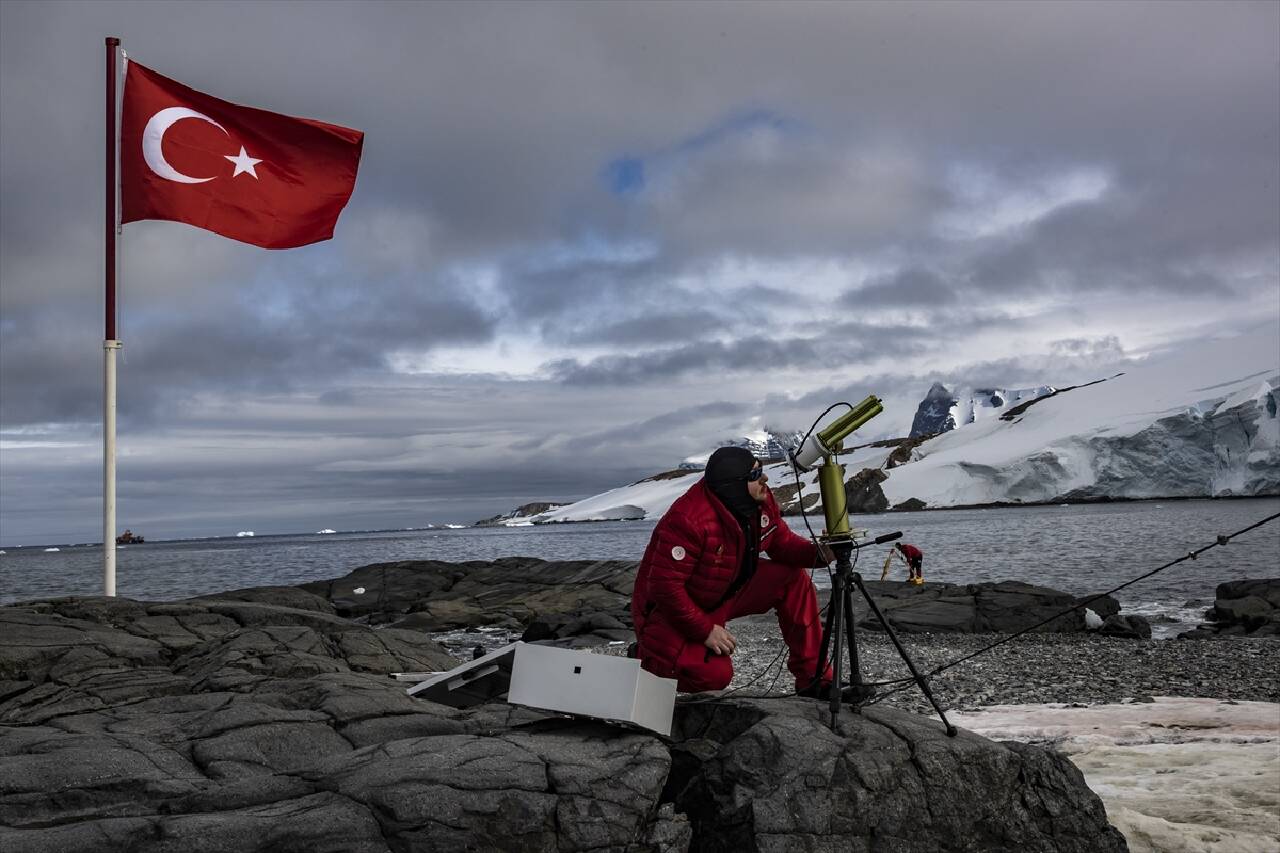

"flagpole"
[104, 36, 121, 596]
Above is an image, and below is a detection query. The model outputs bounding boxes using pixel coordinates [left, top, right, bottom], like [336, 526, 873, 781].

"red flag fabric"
[120, 61, 363, 249]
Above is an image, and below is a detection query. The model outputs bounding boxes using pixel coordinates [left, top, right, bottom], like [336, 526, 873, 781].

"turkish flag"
[120, 61, 364, 249]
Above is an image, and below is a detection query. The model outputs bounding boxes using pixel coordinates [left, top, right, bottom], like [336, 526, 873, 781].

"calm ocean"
[3, 498, 1277, 636]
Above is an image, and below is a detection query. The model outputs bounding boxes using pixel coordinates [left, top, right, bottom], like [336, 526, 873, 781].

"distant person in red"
[881, 542, 925, 585]
[631, 447, 836, 695]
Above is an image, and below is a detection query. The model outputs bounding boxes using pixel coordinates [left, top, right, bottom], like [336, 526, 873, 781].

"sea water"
[2, 498, 1277, 636]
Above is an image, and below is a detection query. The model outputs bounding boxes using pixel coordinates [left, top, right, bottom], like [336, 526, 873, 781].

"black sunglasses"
[746, 465, 764, 482]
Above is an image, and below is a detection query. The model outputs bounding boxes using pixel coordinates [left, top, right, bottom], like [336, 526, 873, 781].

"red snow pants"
[639, 559, 831, 693]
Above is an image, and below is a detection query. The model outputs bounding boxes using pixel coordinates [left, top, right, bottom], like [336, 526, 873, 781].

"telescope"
[789, 395, 883, 541]
[792, 395, 956, 737]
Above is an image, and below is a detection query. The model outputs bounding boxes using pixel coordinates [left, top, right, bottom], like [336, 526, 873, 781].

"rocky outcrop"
[853, 580, 1122, 635]
[1178, 577, 1280, 639]
[1098, 613, 1152, 639]
[911, 382, 960, 436]
[299, 557, 636, 634]
[296, 559, 1133, 643]
[844, 467, 891, 514]
[473, 501, 568, 526]
[0, 595, 1127, 852]
[670, 698, 1126, 852]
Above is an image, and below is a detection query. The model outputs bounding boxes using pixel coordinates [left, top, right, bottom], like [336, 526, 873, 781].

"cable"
[858, 509, 1280, 707]
[924, 509, 1280, 679]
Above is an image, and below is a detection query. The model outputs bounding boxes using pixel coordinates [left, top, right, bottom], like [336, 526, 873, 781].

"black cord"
[859, 510, 1280, 707]
[695, 509, 1280, 706]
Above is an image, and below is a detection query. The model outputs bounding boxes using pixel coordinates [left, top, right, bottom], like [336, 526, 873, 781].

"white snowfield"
[882, 325, 1280, 508]
[951, 697, 1280, 853]
[525, 325, 1278, 524]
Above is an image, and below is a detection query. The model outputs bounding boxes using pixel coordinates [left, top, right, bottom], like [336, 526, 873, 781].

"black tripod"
[811, 533, 957, 735]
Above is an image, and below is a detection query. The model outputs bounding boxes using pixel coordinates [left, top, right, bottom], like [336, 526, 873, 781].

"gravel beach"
[687, 613, 1280, 716]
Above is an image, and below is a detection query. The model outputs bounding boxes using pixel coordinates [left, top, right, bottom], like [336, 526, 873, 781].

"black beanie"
[705, 446, 759, 522]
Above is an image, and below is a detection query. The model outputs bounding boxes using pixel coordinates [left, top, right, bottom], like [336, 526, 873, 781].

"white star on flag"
[224, 146, 263, 179]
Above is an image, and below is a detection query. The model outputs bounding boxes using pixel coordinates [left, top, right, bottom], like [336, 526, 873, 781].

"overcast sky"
[1, 0, 1277, 545]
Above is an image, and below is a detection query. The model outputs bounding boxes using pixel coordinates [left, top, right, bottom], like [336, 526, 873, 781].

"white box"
[407, 642, 676, 736]
[508, 643, 676, 736]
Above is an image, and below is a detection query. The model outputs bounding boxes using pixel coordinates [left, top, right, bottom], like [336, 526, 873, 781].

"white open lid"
[406, 642, 517, 707]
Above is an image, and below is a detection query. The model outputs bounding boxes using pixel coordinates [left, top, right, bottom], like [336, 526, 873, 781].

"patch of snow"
[316, 529, 336, 534]
[952, 697, 1280, 853]
[236, 531, 255, 537]
[43, 547, 59, 552]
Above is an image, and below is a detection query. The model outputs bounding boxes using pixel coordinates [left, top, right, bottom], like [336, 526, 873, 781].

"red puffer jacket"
[631, 478, 819, 674]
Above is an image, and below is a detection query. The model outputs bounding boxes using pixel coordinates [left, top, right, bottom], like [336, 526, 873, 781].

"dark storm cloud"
[500, 253, 660, 320]
[0, 252, 497, 427]
[965, 195, 1243, 298]
[842, 268, 959, 309]
[556, 400, 751, 454]
[558, 311, 719, 346]
[546, 320, 937, 387]
[545, 337, 822, 386]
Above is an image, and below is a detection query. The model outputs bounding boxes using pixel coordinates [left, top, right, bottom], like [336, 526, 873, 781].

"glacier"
[528, 324, 1278, 524]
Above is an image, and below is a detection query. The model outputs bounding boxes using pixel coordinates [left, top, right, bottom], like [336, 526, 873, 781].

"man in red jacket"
[631, 446, 835, 694]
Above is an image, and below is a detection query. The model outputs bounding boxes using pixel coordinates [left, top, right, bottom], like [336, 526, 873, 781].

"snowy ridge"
[680, 428, 804, 468]
[527, 325, 1278, 523]
[882, 326, 1279, 508]
[911, 383, 1055, 437]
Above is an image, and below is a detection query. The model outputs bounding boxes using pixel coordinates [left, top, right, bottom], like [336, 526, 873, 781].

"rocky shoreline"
[658, 617, 1280, 716]
[3, 558, 1277, 851]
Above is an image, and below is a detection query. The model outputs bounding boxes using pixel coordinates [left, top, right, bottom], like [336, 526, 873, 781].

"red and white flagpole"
[104, 36, 121, 596]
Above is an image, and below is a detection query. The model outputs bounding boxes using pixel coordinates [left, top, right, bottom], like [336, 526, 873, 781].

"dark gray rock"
[854, 580, 1109, 634]
[1178, 577, 1280, 639]
[1099, 614, 1152, 640]
[1079, 594, 1122, 619]
[844, 467, 890, 514]
[1, 589, 1130, 851]
[670, 697, 1126, 852]
[299, 557, 636, 635]
[521, 610, 632, 647]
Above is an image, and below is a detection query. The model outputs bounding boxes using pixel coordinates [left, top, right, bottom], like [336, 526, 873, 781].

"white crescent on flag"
[141, 107, 228, 184]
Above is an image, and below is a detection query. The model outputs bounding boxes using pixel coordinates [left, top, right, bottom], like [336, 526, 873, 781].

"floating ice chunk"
[236, 531, 255, 537]
[43, 547, 60, 552]
[317, 529, 336, 534]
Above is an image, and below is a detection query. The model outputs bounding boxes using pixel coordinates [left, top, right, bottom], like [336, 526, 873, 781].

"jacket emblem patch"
[671, 546, 686, 561]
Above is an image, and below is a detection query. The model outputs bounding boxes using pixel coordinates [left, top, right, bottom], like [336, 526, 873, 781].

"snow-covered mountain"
[679, 428, 804, 468]
[524, 325, 1279, 523]
[910, 383, 1055, 437]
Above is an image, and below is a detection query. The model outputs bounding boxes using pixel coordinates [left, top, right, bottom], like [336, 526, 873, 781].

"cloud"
[842, 268, 959, 309]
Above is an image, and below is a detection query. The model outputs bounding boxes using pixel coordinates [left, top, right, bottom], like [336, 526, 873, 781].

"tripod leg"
[811, 576, 837, 691]
[827, 576, 845, 722]
[844, 588, 864, 689]
[852, 573, 958, 737]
